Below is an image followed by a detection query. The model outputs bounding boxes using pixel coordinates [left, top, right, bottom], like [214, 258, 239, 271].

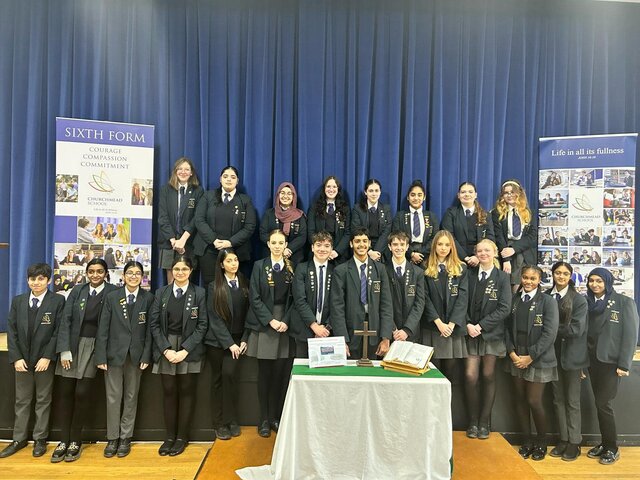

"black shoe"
[64, 441, 82, 462]
[33, 440, 47, 457]
[477, 425, 490, 440]
[158, 439, 174, 456]
[116, 438, 132, 458]
[229, 422, 241, 437]
[531, 445, 547, 461]
[258, 420, 271, 438]
[169, 439, 188, 456]
[51, 442, 68, 463]
[562, 443, 581, 461]
[550, 441, 568, 457]
[104, 439, 119, 458]
[518, 444, 533, 459]
[466, 424, 478, 439]
[0, 440, 28, 458]
[587, 444, 604, 458]
[215, 426, 232, 441]
[270, 420, 280, 433]
[599, 449, 620, 465]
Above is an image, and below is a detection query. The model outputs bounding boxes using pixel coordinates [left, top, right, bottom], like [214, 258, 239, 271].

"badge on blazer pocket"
[138, 312, 147, 324]
[609, 310, 619, 323]
[372, 280, 381, 293]
[190, 307, 199, 318]
[534, 314, 543, 326]
[450, 285, 458, 296]
[188, 198, 196, 208]
[488, 290, 498, 300]
[407, 285, 416, 297]
[41, 313, 52, 325]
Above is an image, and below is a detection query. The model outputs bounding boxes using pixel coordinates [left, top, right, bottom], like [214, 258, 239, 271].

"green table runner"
[292, 364, 446, 379]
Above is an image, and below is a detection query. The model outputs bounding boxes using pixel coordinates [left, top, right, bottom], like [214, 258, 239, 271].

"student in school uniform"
[351, 179, 392, 263]
[259, 182, 307, 266]
[441, 181, 494, 268]
[331, 227, 393, 360]
[421, 230, 469, 382]
[491, 179, 537, 292]
[391, 180, 438, 266]
[545, 261, 588, 462]
[464, 239, 511, 440]
[584, 268, 639, 465]
[52, 259, 117, 463]
[307, 176, 351, 264]
[193, 166, 257, 287]
[95, 261, 154, 459]
[245, 230, 296, 438]
[0, 263, 65, 459]
[157, 157, 204, 283]
[205, 249, 250, 440]
[149, 256, 208, 456]
[384, 231, 425, 343]
[507, 265, 559, 461]
[290, 231, 335, 358]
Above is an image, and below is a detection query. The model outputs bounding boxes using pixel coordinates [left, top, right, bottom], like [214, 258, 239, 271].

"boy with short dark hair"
[1, 263, 65, 458]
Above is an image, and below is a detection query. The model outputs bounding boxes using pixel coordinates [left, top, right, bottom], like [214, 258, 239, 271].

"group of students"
[2, 159, 638, 467]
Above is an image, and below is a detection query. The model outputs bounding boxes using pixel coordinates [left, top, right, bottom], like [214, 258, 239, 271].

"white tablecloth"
[237, 359, 452, 480]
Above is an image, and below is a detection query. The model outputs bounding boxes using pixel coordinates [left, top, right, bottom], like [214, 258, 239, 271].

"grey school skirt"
[505, 343, 558, 383]
[55, 337, 99, 379]
[152, 334, 203, 375]
[246, 304, 292, 360]
[466, 336, 507, 357]
[422, 329, 468, 359]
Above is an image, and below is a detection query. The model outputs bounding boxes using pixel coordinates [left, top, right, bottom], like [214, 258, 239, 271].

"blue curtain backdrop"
[1, 0, 639, 330]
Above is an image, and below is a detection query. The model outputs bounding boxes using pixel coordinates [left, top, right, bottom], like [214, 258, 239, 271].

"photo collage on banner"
[538, 134, 636, 298]
[54, 118, 155, 297]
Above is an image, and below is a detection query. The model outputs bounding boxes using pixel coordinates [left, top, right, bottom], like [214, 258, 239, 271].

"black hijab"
[586, 267, 614, 314]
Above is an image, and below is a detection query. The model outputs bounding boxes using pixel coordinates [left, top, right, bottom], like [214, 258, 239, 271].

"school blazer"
[440, 206, 495, 258]
[491, 209, 538, 266]
[422, 266, 469, 336]
[245, 258, 295, 333]
[351, 204, 393, 253]
[157, 184, 204, 250]
[95, 287, 155, 367]
[149, 283, 208, 364]
[467, 268, 511, 343]
[192, 190, 257, 261]
[204, 281, 249, 349]
[506, 291, 559, 368]
[259, 208, 308, 265]
[330, 258, 393, 345]
[7, 291, 65, 366]
[289, 261, 334, 341]
[307, 207, 351, 261]
[544, 289, 588, 371]
[391, 209, 439, 260]
[384, 263, 426, 341]
[590, 292, 640, 372]
[56, 282, 118, 358]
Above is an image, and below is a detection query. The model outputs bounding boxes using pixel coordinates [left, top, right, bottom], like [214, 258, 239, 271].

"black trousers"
[206, 344, 242, 427]
[160, 373, 198, 440]
[588, 357, 620, 450]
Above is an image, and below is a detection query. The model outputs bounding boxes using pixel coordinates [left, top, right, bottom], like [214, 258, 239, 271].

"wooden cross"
[354, 320, 377, 367]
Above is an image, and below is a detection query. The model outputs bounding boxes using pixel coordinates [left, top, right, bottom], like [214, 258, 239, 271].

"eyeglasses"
[502, 191, 517, 196]
[172, 267, 191, 273]
[125, 271, 143, 278]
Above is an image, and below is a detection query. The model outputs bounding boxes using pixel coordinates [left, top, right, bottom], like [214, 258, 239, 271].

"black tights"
[438, 358, 461, 384]
[257, 358, 293, 422]
[464, 355, 498, 426]
[512, 377, 548, 446]
[160, 373, 198, 440]
[56, 376, 95, 443]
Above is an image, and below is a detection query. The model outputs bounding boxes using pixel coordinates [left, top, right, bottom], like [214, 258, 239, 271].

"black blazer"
[149, 283, 208, 364]
[330, 258, 393, 347]
[157, 183, 204, 250]
[95, 287, 155, 366]
[56, 282, 118, 358]
[467, 268, 511, 342]
[384, 262, 426, 341]
[245, 258, 295, 332]
[491, 209, 537, 266]
[192, 189, 257, 261]
[545, 289, 588, 370]
[204, 281, 249, 349]
[589, 292, 639, 371]
[440, 206, 494, 258]
[289, 260, 334, 341]
[307, 207, 351, 262]
[391, 210, 439, 261]
[422, 266, 469, 336]
[259, 208, 308, 265]
[7, 291, 65, 366]
[351, 204, 392, 254]
[506, 291, 559, 368]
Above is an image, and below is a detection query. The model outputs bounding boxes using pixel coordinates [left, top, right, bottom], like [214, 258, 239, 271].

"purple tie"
[317, 266, 325, 314]
[360, 264, 367, 305]
[412, 211, 420, 238]
[396, 266, 403, 278]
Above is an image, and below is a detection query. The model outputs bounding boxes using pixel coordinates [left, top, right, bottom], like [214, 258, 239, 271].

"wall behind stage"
[1, 0, 639, 330]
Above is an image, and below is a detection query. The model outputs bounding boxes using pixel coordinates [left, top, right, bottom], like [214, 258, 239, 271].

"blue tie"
[396, 266, 403, 278]
[412, 211, 420, 238]
[273, 263, 281, 272]
[480, 271, 487, 281]
[512, 211, 522, 237]
[177, 186, 185, 231]
[91, 289, 97, 297]
[31, 298, 39, 310]
[223, 192, 230, 204]
[176, 288, 183, 299]
[327, 203, 335, 215]
[523, 294, 530, 303]
[555, 293, 561, 301]
[369, 207, 377, 215]
[439, 264, 446, 274]
[317, 265, 324, 314]
[360, 264, 367, 305]
[128, 294, 135, 305]
[230, 280, 238, 290]
[465, 209, 472, 217]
